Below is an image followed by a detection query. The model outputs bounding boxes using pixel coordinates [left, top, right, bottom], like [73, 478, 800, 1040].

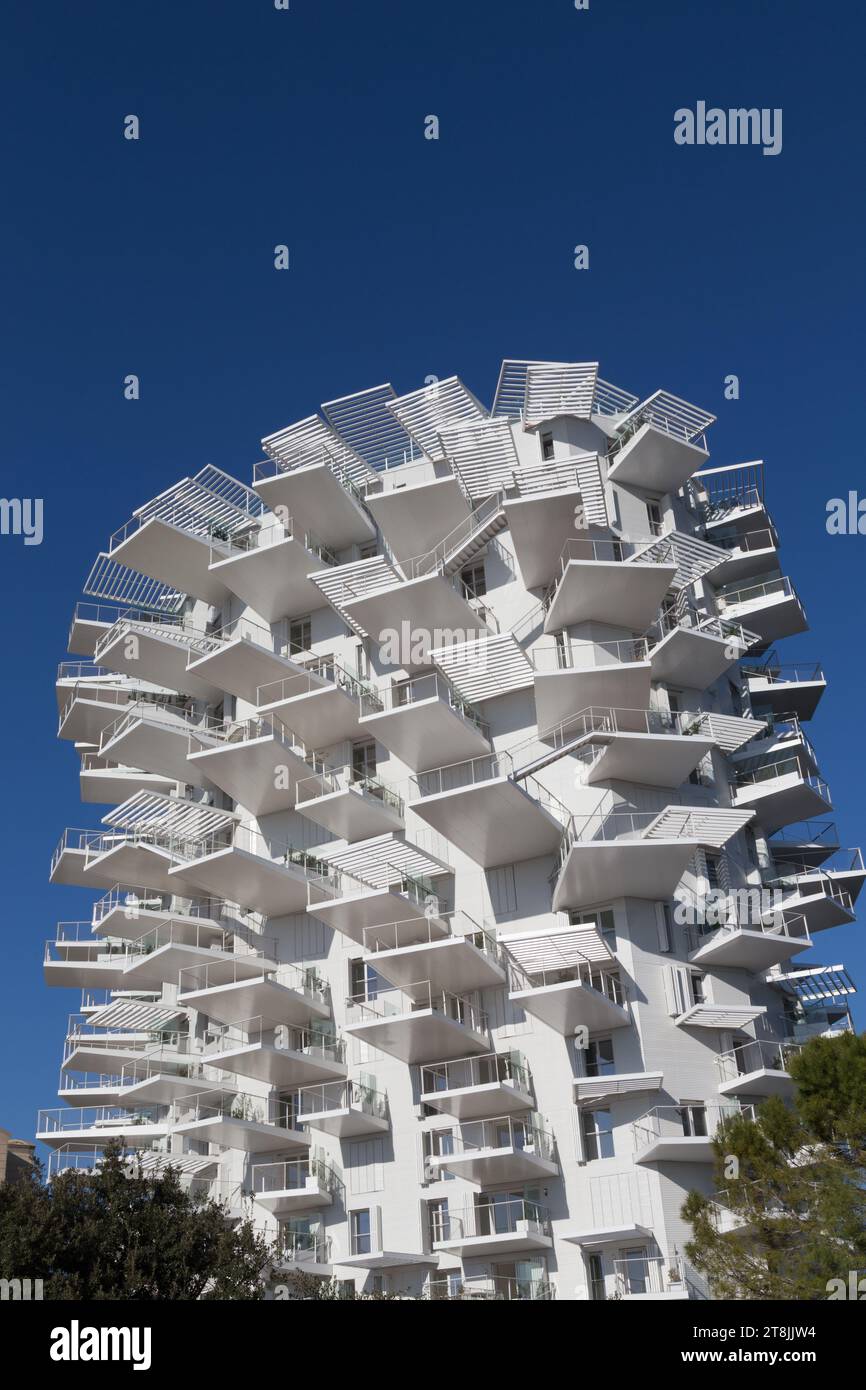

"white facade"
[44, 360, 862, 1301]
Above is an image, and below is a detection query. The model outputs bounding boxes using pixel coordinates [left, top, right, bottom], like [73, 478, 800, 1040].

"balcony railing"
[542, 536, 673, 612]
[295, 1079, 388, 1123]
[91, 885, 266, 936]
[711, 527, 777, 557]
[742, 655, 824, 687]
[295, 764, 404, 818]
[431, 1114, 555, 1164]
[256, 657, 373, 710]
[685, 910, 811, 955]
[732, 754, 830, 803]
[203, 1016, 346, 1066]
[346, 982, 489, 1036]
[169, 1088, 295, 1130]
[532, 636, 649, 674]
[362, 910, 503, 964]
[431, 1196, 551, 1244]
[411, 750, 569, 827]
[420, 1050, 532, 1099]
[206, 516, 338, 568]
[509, 956, 626, 1007]
[426, 1274, 554, 1301]
[179, 958, 327, 1005]
[715, 1039, 802, 1086]
[37, 1105, 167, 1135]
[613, 1254, 686, 1298]
[632, 1102, 754, 1151]
[250, 1155, 342, 1198]
[277, 1230, 332, 1265]
[360, 672, 490, 741]
[716, 575, 796, 612]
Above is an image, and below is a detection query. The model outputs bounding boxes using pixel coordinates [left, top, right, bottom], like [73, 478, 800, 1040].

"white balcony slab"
[69, 614, 113, 657]
[733, 774, 832, 835]
[719, 590, 808, 646]
[533, 661, 652, 733]
[187, 732, 312, 816]
[649, 626, 745, 688]
[434, 1224, 553, 1258]
[544, 558, 677, 634]
[607, 423, 709, 494]
[553, 839, 696, 913]
[344, 1006, 490, 1065]
[359, 694, 490, 773]
[206, 1040, 347, 1088]
[37, 1119, 171, 1151]
[711, 541, 778, 586]
[717, 1067, 793, 1099]
[583, 732, 714, 789]
[178, 974, 330, 1029]
[745, 674, 826, 722]
[100, 715, 210, 788]
[171, 1113, 309, 1153]
[252, 1178, 334, 1215]
[688, 927, 810, 972]
[121, 1072, 224, 1106]
[505, 488, 584, 590]
[59, 693, 136, 744]
[110, 518, 231, 606]
[44, 954, 131, 990]
[364, 474, 470, 566]
[297, 1098, 390, 1138]
[635, 1133, 716, 1164]
[429, 1144, 558, 1187]
[369, 936, 507, 998]
[169, 845, 314, 917]
[295, 782, 404, 842]
[409, 778, 564, 869]
[80, 765, 177, 804]
[87, 841, 201, 896]
[208, 536, 331, 622]
[420, 1076, 535, 1121]
[773, 880, 858, 933]
[307, 890, 442, 945]
[254, 460, 376, 550]
[121, 941, 256, 991]
[96, 627, 221, 702]
[186, 639, 310, 705]
[509, 978, 630, 1035]
[342, 575, 495, 668]
[257, 681, 364, 747]
[93, 905, 225, 944]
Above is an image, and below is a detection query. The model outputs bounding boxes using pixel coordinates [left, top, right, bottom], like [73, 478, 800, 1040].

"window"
[460, 561, 486, 599]
[582, 1108, 614, 1160]
[358, 542, 378, 560]
[586, 1038, 615, 1077]
[540, 431, 554, 461]
[289, 615, 311, 655]
[690, 972, 706, 1005]
[678, 1103, 708, 1137]
[704, 854, 722, 892]
[426, 1199, 449, 1244]
[587, 1252, 606, 1301]
[569, 906, 616, 952]
[351, 741, 376, 781]
[620, 1246, 650, 1295]
[667, 689, 681, 714]
[350, 959, 385, 1002]
[646, 500, 664, 536]
[350, 1209, 372, 1256]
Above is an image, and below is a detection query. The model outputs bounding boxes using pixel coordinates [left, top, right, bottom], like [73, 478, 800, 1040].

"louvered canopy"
[500, 922, 614, 972]
[387, 377, 487, 460]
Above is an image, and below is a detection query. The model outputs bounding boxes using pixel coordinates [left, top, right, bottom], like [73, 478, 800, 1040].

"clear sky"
[1, 0, 864, 1143]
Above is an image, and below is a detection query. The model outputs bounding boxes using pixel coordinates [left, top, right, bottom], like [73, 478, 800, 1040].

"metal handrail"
[202, 1015, 346, 1065]
[346, 982, 489, 1035]
[359, 671, 490, 741]
[715, 1040, 802, 1083]
[420, 1050, 531, 1097]
[256, 656, 372, 709]
[295, 1079, 388, 1121]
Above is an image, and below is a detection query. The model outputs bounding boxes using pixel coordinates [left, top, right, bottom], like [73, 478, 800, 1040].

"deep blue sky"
[1, 0, 864, 1143]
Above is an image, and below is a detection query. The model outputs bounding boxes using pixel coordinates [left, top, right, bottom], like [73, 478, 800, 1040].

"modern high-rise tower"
[43, 361, 862, 1300]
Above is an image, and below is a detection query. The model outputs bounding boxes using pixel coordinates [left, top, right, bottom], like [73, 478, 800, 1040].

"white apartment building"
[43, 361, 862, 1301]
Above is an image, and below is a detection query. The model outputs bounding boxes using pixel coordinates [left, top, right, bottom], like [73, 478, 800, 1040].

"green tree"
[0, 1142, 272, 1299]
[682, 1034, 866, 1300]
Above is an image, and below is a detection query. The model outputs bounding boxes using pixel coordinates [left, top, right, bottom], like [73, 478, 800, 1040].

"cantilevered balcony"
[44, 926, 134, 990]
[203, 1016, 347, 1088]
[715, 1040, 802, 1099]
[706, 526, 779, 585]
[420, 1051, 535, 1120]
[426, 1114, 558, 1186]
[715, 574, 808, 647]
[647, 610, 758, 688]
[256, 658, 369, 746]
[344, 983, 490, 1064]
[408, 753, 567, 868]
[169, 824, 332, 917]
[632, 1102, 752, 1164]
[105, 466, 266, 606]
[545, 705, 715, 790]
[306, 835, 453, 942]
[508, 955, 629, 1035]
[250, 1156, 341, 1214]
[362, 913, 508, 998]
[184, 615, 314, 704]
[295, 1079, 390, 1137]
[612, 1254, 695, 1301]
[79, 752, 177, 804]
[532, 638, 652, 731]
[742, 655, 827, 722]
[431, 1198, 553, 1258]
[178, 959, 330, 1029]
[185, 714, 320, 816]
[207, 518, 337, 622]
[36, 1105, 170, 1151]
[62, 1017, 195, 1076]
[97, 701, 216, 789]
[687, 913, 811, 972]
[606, 392, 714, 493]
[253, 451, 376, 552]
[690, 461, 769, 535]
[425, 1273, 555, 1302]
[361, 464, 471, 567]
[552, 806, 703, 913]
[767, 820, 841, 868]
[295, 765, 405, 842]
[91, 883, 254, 947]
[504, 453, 610, 589]
[358, 673, 491, 773]
[94, 613, 221, 702]
[731, 755, 832, 834]
[337, 564, 498, 666]
[762, 858, 862, 933]
[542, 537, 677, 635]
[169, 1088, 308, 1153]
